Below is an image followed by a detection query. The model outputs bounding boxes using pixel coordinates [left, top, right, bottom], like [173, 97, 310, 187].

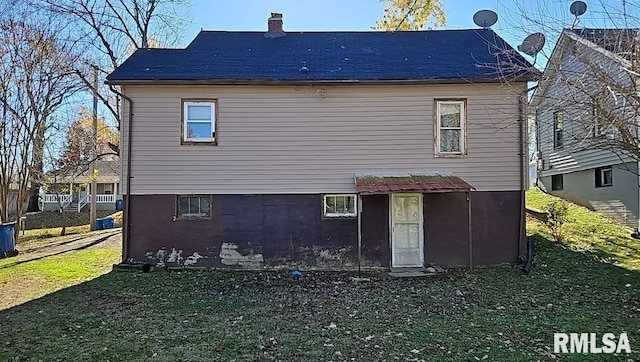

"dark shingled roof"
[354, 173, 473, 194]
[570, 28, 639, 59]
[107, 29, 534, 84]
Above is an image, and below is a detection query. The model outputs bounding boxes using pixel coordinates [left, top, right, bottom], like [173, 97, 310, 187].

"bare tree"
[0, 14, 83, 235]
[31, 0, 190, 131]
[494, 0, 640, 163]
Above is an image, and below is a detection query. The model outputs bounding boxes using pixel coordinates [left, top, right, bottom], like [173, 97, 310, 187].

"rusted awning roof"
[354, 173, 474, 194]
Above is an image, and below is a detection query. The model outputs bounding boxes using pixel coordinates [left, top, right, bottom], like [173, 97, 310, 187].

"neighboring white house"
[41, 159, 122, 212]
[531, 28, 639, 229]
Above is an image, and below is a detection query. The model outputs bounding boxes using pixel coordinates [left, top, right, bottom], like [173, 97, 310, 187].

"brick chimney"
[266, 12, 285, 38]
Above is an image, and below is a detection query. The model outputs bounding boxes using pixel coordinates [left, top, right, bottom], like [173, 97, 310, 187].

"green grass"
[0, 247, 121, 310]
[527, 188, 640, 271]
[0, 191, 638, 361]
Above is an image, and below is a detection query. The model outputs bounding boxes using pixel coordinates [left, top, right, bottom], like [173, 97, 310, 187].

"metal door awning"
[354, 172, 474, 194]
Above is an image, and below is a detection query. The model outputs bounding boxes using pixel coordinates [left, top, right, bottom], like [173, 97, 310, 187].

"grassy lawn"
[0, 247, 121, 310]
[0, 190, 638, 361]
[527, 189, 640, 271]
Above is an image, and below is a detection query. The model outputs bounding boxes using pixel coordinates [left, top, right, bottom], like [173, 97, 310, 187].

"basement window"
[595, 167, 613, 188]
[551, 174, 563, 191]
[323, 194, 357, 217]
[177, 195, 211, 218]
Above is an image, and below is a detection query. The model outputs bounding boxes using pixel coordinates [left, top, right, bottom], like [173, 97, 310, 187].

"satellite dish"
[570, 1, 587, 16]
[473, 10, 498, 28]
[518, 32, 546, 56]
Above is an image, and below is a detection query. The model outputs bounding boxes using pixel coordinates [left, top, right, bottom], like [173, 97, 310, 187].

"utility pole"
[90, 65, 98, 231]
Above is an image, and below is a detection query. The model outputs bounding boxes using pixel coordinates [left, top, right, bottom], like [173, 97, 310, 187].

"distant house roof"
[107, 29, 535, 84]
[570, 28, 639, 58]
[51, 159, 121, 184]
[354, 173, 473, 194]
[529, 28, 638, 108]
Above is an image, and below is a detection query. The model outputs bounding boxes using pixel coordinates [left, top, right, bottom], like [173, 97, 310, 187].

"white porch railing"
[78, 194, 89, 212]
[93, 194, 116, 203]
[42, 193, 116, 212]
[42, 194, 72, 208]
[79, 194, 116, 211]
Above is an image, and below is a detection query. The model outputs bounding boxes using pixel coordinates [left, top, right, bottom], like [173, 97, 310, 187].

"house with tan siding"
[107, 13, 535, 270]
[531, 28, 640, 230]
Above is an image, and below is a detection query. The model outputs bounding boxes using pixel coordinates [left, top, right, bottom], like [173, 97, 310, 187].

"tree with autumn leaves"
[374, 0, 446, 31]
[59, 107, 119, 168]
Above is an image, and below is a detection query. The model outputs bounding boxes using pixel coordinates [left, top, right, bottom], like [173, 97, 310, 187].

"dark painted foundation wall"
[124, 191, 522, 269]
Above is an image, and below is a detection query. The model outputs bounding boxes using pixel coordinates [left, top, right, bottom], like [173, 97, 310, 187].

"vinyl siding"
[539, 162, 639, 229]
[121, 83, 524, 194]
[536, 37, 635, 177]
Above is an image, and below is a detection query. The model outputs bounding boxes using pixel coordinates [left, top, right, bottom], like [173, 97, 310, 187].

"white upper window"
[183, 101, 216, 144]
[323, 194, 357, 217]
[436, 100, 466, 155]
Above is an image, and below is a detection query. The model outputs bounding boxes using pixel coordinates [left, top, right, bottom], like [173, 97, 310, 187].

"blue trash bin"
[0, 222, 16, 257]
[95, 218, 104, 230]
[115, 199, 123, 211]
[103, 217, 114, 229]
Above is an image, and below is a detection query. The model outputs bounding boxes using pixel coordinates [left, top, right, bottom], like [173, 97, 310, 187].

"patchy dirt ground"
[0, 237, 639, 361]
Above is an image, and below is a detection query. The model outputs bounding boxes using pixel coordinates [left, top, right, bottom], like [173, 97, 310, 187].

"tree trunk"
[26, 188, 40, 212]
[26, 120, 46, 213]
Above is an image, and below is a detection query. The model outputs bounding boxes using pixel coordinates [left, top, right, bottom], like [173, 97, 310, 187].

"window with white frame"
[435, 100, 466, 155]
[323, 194, 357, 217]
[595, 166, 613, 188]
[553, 111, 564, 148]
[182, 100, 216, 144]
[177, 195, 211, 218]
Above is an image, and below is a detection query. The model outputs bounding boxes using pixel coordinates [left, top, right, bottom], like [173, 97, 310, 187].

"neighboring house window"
[435, 99, 466, 156]
[182, 100, 217, 144]
[177, 195, 211, 218]
[592, 98, 606, 137]
[595, 166, 613, 188]
[323, 194, 357, 217]
[551, 174, 563, 191]
[553, 111, 564, 148]
[103, 184, 113, 195]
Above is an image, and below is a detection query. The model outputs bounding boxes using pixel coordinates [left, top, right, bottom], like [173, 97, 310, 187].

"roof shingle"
[107, 29, 534, 83]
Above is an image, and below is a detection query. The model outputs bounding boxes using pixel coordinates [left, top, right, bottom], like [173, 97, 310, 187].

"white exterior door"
[391, 193, 424, 268]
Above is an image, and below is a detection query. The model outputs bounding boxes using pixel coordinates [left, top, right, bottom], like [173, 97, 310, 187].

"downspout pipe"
[518, 85, 538, 261]
[357, 194, 362, 275]
[467, 190, 472, 269]
[110, 85, 133, 263]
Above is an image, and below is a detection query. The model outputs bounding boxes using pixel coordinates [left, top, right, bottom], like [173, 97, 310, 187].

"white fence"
[42, 194, 72, 204]
[42, 194, 116, 203]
